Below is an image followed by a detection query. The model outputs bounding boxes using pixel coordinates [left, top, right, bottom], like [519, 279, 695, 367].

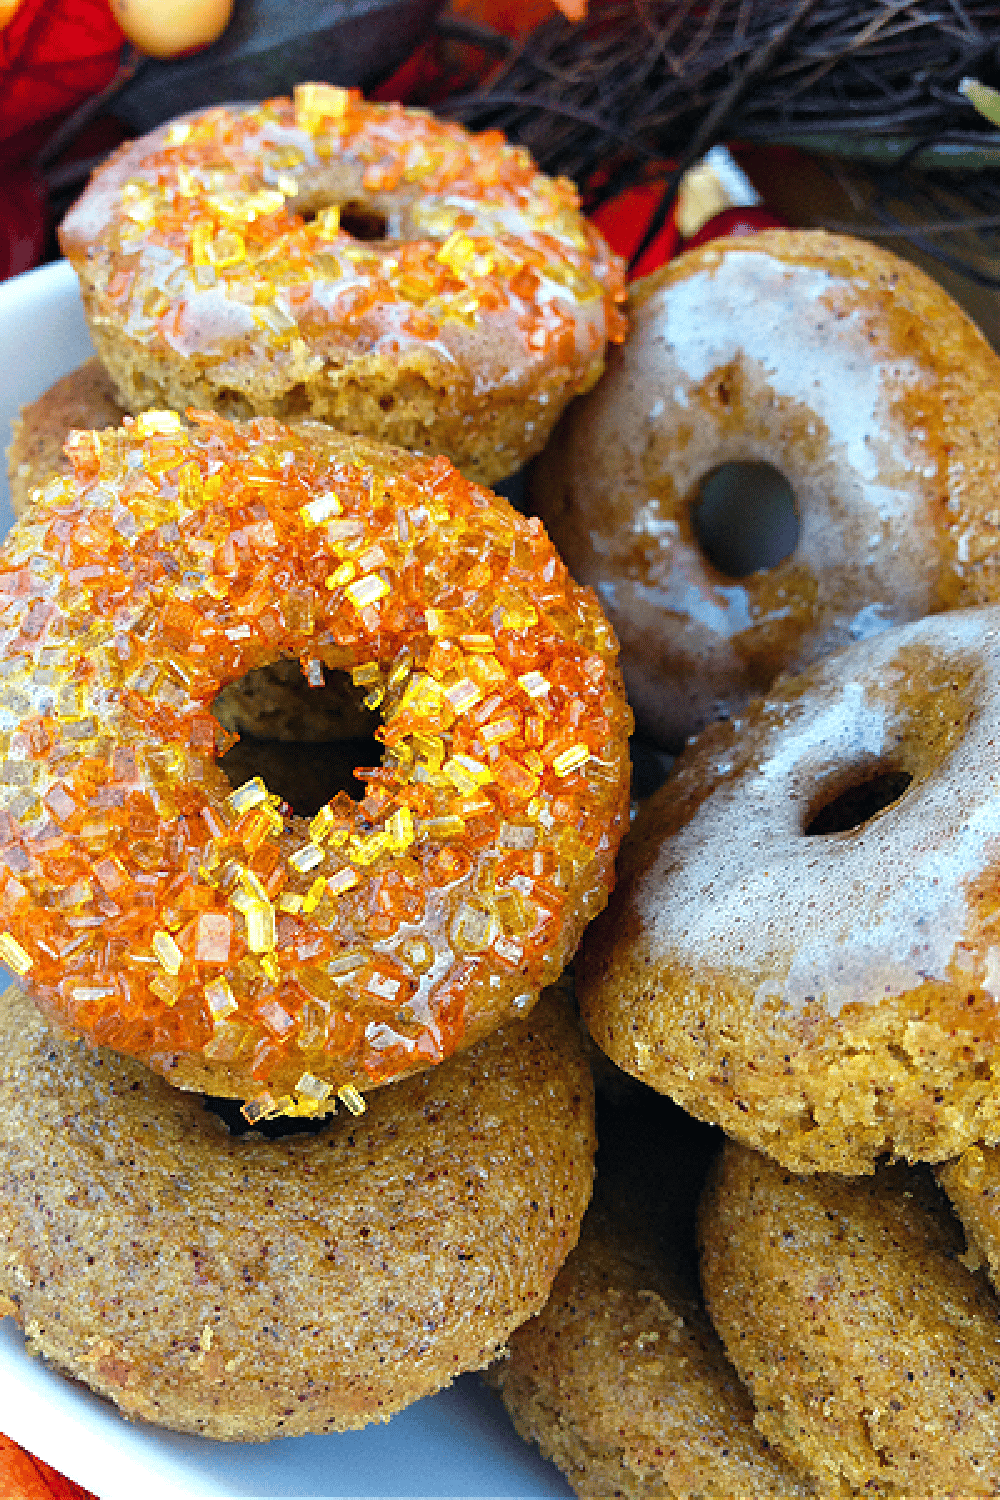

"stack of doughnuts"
[489, 233, 1000, 1494]
[0, 89, 634, 1439]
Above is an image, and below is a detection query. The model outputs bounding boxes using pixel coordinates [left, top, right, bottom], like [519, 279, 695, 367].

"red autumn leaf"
[0, 0, 125, 148]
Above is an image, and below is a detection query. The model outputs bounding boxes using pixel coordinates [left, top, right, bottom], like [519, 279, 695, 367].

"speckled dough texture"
[6, 357, 126, 518]
[0, 982, 594, 1440]
[488, 1096, 812, 1498]
[579, 607, 1000, 1175]
[59, 91, 626, 487]
[938, 1144, 1000, 1298]
[700, 1141, 1000, 1496]
[530, 229, 1000, 747]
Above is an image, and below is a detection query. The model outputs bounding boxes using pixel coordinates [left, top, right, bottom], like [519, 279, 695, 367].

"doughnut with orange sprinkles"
[58, 86, 628, 487]
[0, 412, 631, 1114]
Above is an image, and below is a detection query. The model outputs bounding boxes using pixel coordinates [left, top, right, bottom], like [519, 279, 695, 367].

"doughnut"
[58, 85, 627, 488]
[0, 411, 631, 1111]
[531, 229, 1000, 747]
[700, 1140, 1000, 1495]
[488, 1093, 812, 1498]
[7, 362, 377, 743]
[0, 980, 596, 1439]
[579, 606, 1000, 1175]
[7, 357, 126, 519]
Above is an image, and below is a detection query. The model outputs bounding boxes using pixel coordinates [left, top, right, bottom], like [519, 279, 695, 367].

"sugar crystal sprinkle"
[0, 415, 631, 1111]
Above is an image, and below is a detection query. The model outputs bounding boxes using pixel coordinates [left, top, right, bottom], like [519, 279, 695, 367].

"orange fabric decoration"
[0, 1433, 96, 1500]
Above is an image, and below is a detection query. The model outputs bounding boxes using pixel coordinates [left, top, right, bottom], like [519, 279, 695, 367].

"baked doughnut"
[58, 86, 627, 487]
[0, 980, 595, 1439]
[0, 410, 631, 1110]
[531, 229, 1000, 747]
[488, 1095, 812, 1498]
[700, 1140, 1000, 1496]
[580, 607, 1000, 1175]
[6, 357, 125, 519]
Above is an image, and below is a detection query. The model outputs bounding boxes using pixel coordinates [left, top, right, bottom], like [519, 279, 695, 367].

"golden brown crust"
[6, 357, 126, 517]
[0, 982, 595, 1440]
[531, 228, 1000, 748]
[700, 1141, 1000, 1496]
[938, 1145, 1000, 1296]
[59, 93, 626, 487]
[489, 1097, 812, 1498]
[579, 609, 1000, 1174]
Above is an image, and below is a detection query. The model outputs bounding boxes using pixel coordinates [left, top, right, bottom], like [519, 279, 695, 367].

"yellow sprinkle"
[204, 976, 238, 1022]
[243, 900, 276, 953]
[153, 930, 183, 976]
[300, 492, 342, 527]
[228, 777, 268, 814]
[309, 803, 338, 843]
[135, 410, 183, 438]
[295, 1072, 334, 1105]
[314, 204, 341, 236]
[387, 805, 415, 852]
[326, 561, 356, 589]
[346, 574, 389, 610]
[242, 1092, 278, 1125]
[207, 229, 245, 267]
[425, 607, 446, 635]
[444, 753, 493, 791]
[276, 173, 299, 197]
[444, 678, 483, 715]
[348, 831, 391, 866]
[165, 120, 192, 145]
[278, 891, 304, 914]
[338, 1082, 367, 1116]
[0, 933, 32, 975]
[553, 744, 590, 777]
[294, 81, 349, 123]
[436, 230, 477, 274]
[260, 954, 281, 981]
[352, 661, 381, 687]
[240, 866, 270, 902]
[326, 867, 360, 897]
[302, 876, 328, 914]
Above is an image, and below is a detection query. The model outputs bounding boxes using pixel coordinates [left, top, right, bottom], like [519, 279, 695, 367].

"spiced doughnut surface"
[0, 411, 631, 1110]
[488, 1095, 812, 1498]
[0, 981, 595, 1439]
[580, 607, 1000, 1174]
[59, 86, 627, 487]
[531, 229, 1000, 747]
[6, 357, 126, 519]
[700, 1141, 1000, 1496]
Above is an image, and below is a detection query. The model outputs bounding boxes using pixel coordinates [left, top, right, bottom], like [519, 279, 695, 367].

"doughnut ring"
[0, 412, 631, 1112]
[580, 607, 1000, 1174]
[700, 1141, 1000, 1494]
[531, 229, 1000, 747]
[59, 86, 627, 487]
[0, 982, 595, 1438]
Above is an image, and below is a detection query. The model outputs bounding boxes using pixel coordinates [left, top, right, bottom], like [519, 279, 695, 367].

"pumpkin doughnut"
[531, 229, 1000, 748]
[938, 1145, 1000, 1297]
[488, 1094, 812, 1498]
[700, 1140, 1000, 1496]
[579, 607, 1000, 1175]
[0, 981, 596, 1439]
[0, 411, 631, 1112]
[6, 357, 126, 520]
[58, 86, 627, 488]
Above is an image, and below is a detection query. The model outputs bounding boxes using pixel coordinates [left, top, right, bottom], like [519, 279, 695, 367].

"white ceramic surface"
[0, 259, 574, 1500]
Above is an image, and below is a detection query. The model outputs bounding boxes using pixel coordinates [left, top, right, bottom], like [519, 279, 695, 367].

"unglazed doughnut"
[488, 1095, 812, 1498]
[580, 607, 1000, 1174]
[531, 229, 1000, 747]
[58, 86, 627, 487]
[0, 411, 631, 1111]
[700, 1141, 1000, 1495]
[0, 981, 596, 1438]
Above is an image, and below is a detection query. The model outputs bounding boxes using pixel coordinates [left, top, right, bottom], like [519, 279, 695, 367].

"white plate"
[0, 259, 574, 1500]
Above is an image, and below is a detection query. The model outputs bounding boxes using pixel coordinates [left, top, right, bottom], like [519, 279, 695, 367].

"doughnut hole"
[803, 767, 914, 836]
[298, 198, 391, 241]
[691, 460, 800, 579]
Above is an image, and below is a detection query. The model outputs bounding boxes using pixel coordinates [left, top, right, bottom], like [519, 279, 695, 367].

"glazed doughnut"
[531, 229, 1000, 747]
[58, 86, 627, 487]
[7, 363, 377, 743]
[0, 411, 631, 1111]
[700, 1141, 1000, 1495]
[489, 1095, 812, 1498]
[0, 981, 596, 1438]
[580, 607, 1000, 1175]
